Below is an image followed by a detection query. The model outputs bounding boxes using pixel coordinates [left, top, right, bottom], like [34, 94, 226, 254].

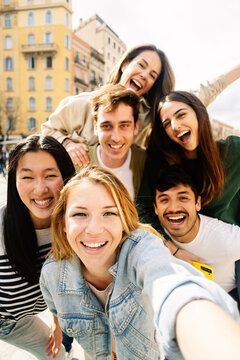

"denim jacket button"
[67, 327, 72, 333]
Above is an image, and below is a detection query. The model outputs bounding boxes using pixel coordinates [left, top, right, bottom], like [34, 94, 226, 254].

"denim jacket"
[40, 229, 239, 360]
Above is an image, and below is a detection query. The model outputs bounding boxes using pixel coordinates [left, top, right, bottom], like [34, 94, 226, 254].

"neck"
[82, 264, 113, 291]
[184, 149, 198, 159]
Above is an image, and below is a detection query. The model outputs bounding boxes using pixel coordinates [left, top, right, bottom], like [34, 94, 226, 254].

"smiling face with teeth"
[160, 101, 199, 159]
[154, 184, 201, 243]
[16, 150, 64, 229]
[64, 181, 123, 279]
[120, 50, 161, 96]
[94, 103, 139, 168]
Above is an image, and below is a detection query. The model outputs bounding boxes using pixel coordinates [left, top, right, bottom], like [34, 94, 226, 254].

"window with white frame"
[65, 78, 69, 92]
[46, 97, 52, 111]
[6, 97, 14, 111]
[27, 117, 37, 131]
[4, 14, 11, 28]
[4, 57, 13, 70]
[65, 57, 69, 70]
[45, 10, 52, 25]
[46, 56, 52, 68]
[65, 12, 69, 27]
[28, 33, 35, 44]
[28, 12, 34, 26]
[28, 76, 35, 90]
[4, 0, 11, 5]
[6, 77, 13, 91]
[45, 76, 53, 90]
[5, 35, 12, 49]
[43, 32, 53, 44]
[64, 34, 70, 49]
[28, 56, 36, 69]
[29, 97, 36, 111]
[7, 117, 14, 130]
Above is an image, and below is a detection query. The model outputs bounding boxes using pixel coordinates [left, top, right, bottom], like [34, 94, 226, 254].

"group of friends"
[1, 44, 240, 360]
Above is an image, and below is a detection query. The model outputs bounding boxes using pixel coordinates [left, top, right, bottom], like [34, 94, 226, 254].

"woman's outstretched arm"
[176, 299, 240, 360]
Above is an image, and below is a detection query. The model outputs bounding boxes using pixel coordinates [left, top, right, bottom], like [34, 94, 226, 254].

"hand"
[45, 315, 63, 359]
[175, 248, 206, 265]
[65, 141, 89, 166]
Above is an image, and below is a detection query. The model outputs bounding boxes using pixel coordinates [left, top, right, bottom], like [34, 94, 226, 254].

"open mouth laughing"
[166, 213, 187, 226]
[129, 79, 142, 92]
[177, 130, 191, 144]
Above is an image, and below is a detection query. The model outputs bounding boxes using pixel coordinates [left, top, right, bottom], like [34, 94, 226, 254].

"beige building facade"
[72, 33, 90, 95]
[74, 14, 126, 84]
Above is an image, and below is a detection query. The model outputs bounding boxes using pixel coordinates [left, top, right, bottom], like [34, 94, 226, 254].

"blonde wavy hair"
[50, 166, 163, 260]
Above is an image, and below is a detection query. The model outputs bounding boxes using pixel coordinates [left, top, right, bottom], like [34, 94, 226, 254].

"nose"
[111, 127, 121, 142]
[139, 69, 147, 80]
[86, 215, 103, 235]
[171, 118, 180, 131]
[167, 198, 179, 212]
[34, 179, 48, 195]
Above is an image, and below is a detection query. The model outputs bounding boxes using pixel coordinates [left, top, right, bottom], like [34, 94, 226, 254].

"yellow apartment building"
[0, 0, 72, 141]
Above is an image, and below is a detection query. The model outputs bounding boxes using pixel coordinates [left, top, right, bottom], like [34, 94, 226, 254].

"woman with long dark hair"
[0, 135, 75, 359]
[138, 91, 240, 295]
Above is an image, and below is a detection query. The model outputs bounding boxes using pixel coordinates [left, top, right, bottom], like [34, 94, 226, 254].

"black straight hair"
[3, 135, 75, 284]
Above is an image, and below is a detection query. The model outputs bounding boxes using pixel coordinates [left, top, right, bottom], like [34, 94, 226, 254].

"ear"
[134, 120, 139, 136]
[196, 195, 201, 212]
[121, 60, 130, 73]
[94, 120, 98, 136]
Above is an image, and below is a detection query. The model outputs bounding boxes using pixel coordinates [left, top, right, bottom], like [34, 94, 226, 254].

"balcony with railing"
[21, 43, 57, 55]
[74, 77, 88, 87]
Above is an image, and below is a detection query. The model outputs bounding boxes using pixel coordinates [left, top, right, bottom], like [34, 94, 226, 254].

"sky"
[72, 0, 240, 128]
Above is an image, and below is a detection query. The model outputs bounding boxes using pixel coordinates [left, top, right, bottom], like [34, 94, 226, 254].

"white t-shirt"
[97, 145, 134, 200]
[170, 214, 240, 292]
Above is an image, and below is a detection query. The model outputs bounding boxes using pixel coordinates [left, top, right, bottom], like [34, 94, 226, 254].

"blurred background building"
[0, 1, 238, 145]
[0, 1, 125, 144]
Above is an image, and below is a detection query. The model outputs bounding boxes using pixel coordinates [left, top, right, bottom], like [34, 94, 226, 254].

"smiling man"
[75, 84, 146, 201]
[153, 165, 240, 305]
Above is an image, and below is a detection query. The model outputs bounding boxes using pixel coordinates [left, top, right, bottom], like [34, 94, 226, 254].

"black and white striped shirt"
[0, 220, 51, 322]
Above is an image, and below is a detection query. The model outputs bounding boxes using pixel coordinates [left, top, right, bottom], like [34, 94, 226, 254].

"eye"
[159, 199, 168, 204]
[138, 62, 144, 68]
[150, 73, 156, 80]
[72, 212, 87, 217]
[179, 197, 189, 201]
[22, 176, 33, 180]
[177, 112, 186, 119]
[121, 124, 130, 128]
[103, 211, 118, 217]
[46, 174, 57, 178]
[101, 124, 111, 129]
[162, 120, 170, 129]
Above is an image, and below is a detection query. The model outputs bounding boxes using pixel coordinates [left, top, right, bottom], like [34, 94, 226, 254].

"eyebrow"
[19, 167, 59, 173]
[162, 107, 188, 124]
[73, 205, 117, 210]
[141, 58, 159, 76]
[157, 190, 190, 199]
[99, 120, 133, 125]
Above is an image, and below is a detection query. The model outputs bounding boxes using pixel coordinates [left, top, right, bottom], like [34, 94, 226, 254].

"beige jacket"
[41, 75, 227, 147]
